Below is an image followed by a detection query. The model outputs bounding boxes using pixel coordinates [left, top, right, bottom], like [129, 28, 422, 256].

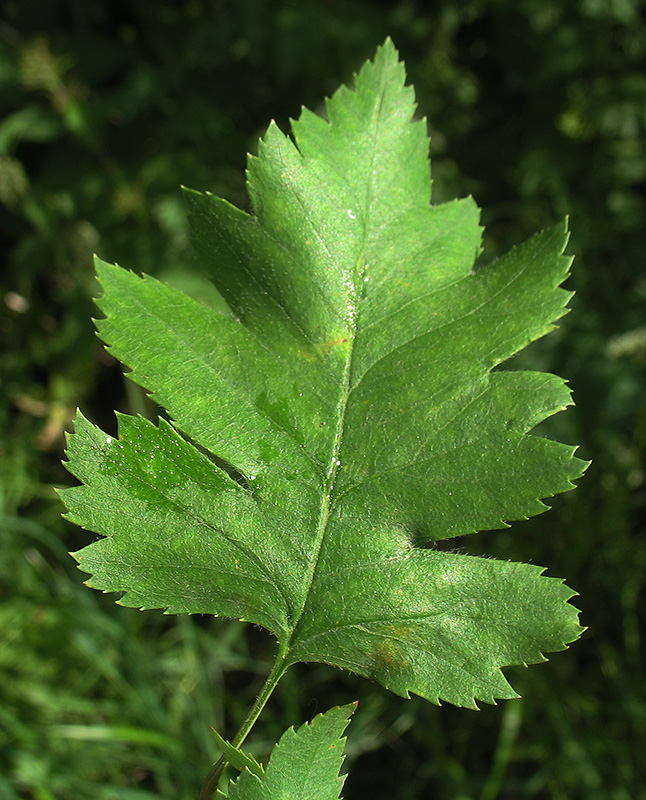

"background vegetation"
[1, 1, 644, 798]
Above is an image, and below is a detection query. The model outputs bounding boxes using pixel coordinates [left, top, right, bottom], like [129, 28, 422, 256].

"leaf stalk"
[199, 643, 290, 799]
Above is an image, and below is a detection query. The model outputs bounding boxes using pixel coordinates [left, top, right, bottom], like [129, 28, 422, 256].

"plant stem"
[199, 645, 290, 800]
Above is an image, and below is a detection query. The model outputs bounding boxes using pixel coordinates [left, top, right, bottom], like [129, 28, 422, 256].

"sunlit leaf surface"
[61, 40, 586, 708]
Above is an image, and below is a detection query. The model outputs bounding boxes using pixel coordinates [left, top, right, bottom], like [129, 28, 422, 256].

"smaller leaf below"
[218, 703, 356, 800]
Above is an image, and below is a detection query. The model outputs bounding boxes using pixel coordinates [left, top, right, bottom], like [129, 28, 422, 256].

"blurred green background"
[1, 1, 644, 798]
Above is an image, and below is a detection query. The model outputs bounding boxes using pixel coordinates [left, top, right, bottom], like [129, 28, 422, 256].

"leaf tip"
[377, 35, 400, 61]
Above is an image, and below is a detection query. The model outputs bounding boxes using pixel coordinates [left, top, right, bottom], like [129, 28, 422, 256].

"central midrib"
[286, 274, 359, 644]
[285, 86, 385, 653]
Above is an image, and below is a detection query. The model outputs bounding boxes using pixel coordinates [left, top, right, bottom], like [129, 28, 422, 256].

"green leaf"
[217, 704, 355, 800]
[210, 729, 264, 778]
[60, 39, 586, 708]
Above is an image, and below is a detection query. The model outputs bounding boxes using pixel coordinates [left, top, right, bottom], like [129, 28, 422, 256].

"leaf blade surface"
[61, 39, 586, 707]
